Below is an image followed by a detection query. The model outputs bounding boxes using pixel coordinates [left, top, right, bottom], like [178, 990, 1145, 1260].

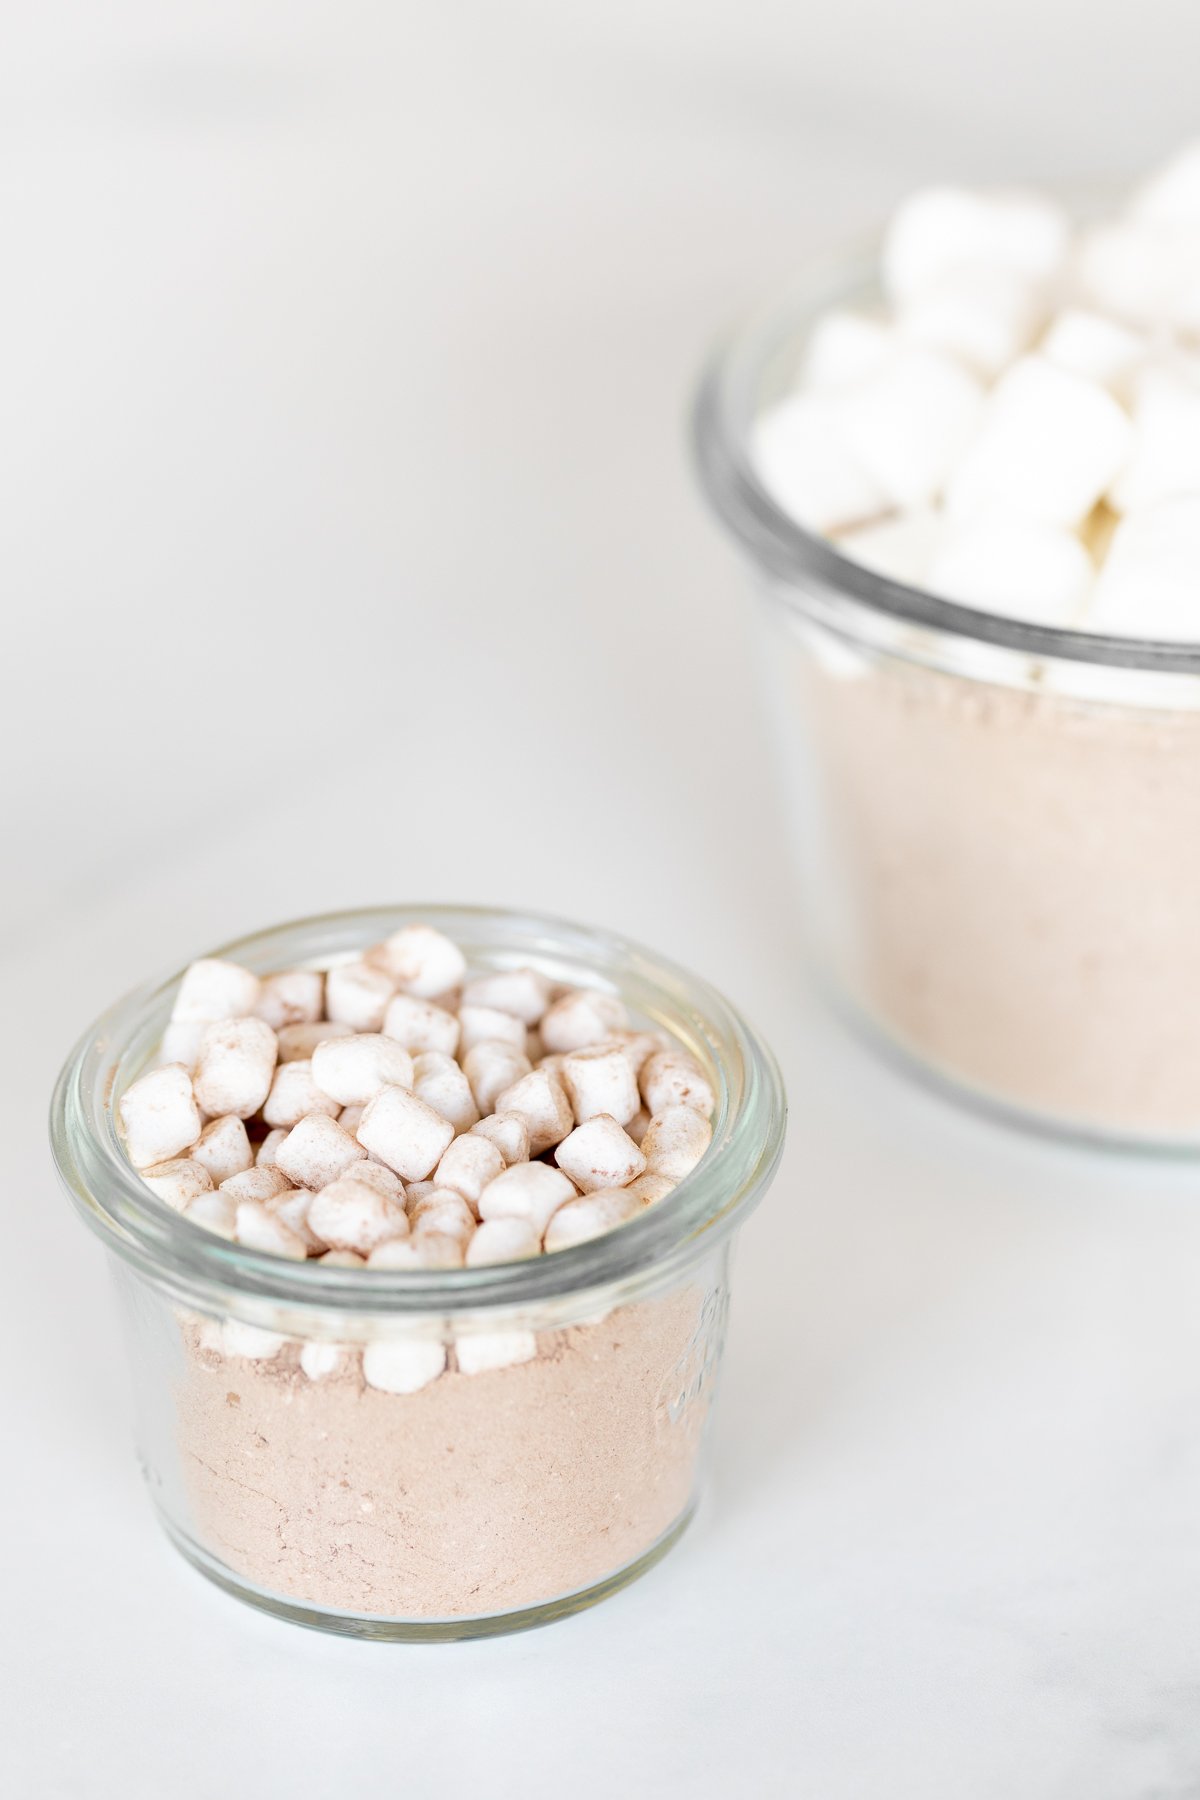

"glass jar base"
[156, 1504, 697, 1641]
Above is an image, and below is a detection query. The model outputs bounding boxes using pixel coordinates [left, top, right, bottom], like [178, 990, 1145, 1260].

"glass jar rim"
[49, 903, 786, 1318]
[691, 239, 1200, 680]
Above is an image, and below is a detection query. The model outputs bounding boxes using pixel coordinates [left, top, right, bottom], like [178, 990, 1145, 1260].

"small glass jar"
[50, 904, 784, 1640]
[694, 248, 1200, 1150]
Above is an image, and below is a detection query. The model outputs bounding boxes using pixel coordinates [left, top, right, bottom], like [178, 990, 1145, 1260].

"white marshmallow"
[317, 1250, 366, 1267]
[216, 1321, 287, 1361]
[252, 969, 324, 1030]
[190, 1115, 253, 1186]
[625, 1107, 651, 1147]
[368, 1234, 463, 1269]
[158, 1020, 205, 1070]
[608, 1030, 663, 1075]
[641, 1106, 713, 1180]
[324, 960, 396, 1031]
[478, 1161, 577, 1236]
[344, 1158, 406, 1203]
[338, 1102, 365, 1135]
[457, 1004, 527, 1054]
[898, 266, 1044, 380]
[927, 518, 1094, 626]
[362, 1339, 447, 1394]
[626, 1171, 676, 1206]
[381, 992, 461, 1057]
[256, 1128, 287, 1167]
[118, 1063, 203, 1169]
[555, 1115, 646, 1194]
[404, 1179, 437, 1206]
[455, 1332, 538, 1375]
[274, 1114, 366, 1190]
[220, 1163, 292, 1203]
[800, 309, 895, 391]
[235, 1199, 308, 1260]
[1087, 497, 1200, 640]
[183, 1189, 237, 1239]
[470, 1112, 531, 1166]
[1131, 141, 1200, 227]
[367, 924, 467, 998]
[561, 1043, 640, 1125]
[832, 509, 943, 588]
[277, 1019, 353, 1062]
[639, 1048, 716, 1118]
[433, 1134, 505, 1212]
[172, 957, 260, 1025]
[140, 1157, 213, 1211]
[411, 1051, 480, 1134]
[946, 356, 1132, 529]
[460, 967, 552, 1025]
[192, 1018, 278, 1120]
[493, 1067, 574, 1155]
[1108, 360, 1200, 514]
[832, 347, 985, 511]
[262, 1059, 341, 1129]
[311, 1032, 415, 1106]
[309, 1174, 409, 1254]
[882, 185, 1069, 304]
[409, 1190, 476, 1246]
[1039, 308, 1146, 399]
[751, 392, 886, 534]
[543, 1187, 642, 1253]
[265, 1184, 324, 1253]
[539, 990, 629, 1054]
[465, 1217, 542, 1266]
[1075, 221, 1200, 337]
[356, 1084, 456, 1180]
[462, 1040, 533, 1115]
[299, 1342, 350, 1382]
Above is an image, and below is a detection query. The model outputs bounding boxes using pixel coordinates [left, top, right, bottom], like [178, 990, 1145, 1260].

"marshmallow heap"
[118, 927, 716, 1392]
[752, 143, 1200, 640]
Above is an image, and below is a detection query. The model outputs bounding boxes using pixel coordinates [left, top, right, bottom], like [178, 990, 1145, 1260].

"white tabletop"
[7, 7, 1200, 1796]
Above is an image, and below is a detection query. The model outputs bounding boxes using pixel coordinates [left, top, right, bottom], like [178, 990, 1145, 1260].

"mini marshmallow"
[544, 1188, 642, 1253]
[405, 1179, 437, 1205]
[800, 308, 895, 391]
[183, 1189, 237, 1239]
[309, 1175, 409, 1254]
[274, 1113, 366, 1190]
[277, 1019, 353, 1062]
[470, 1113, 531, 1166]
[457, 1004, 527, 1054]
[367, 924, 467, 998]
[1108, 360, 1200, 514]
[1039, 308, 1146, 399]
[220, 1163, 292, 1203]
[369, 1234, 464, 1269]
[460, 967, 552, 1025]
[540, 989, 630, 1054]
[1131, 140, 1200, 227]
[1088, 497, 1200, 639]
[945, 356, 1132, 529]
[235, 1199, 308, 1260]
[455, 1332, 538, 1375]
[555, 1115, 646, 1193]
[190, 1115, 253, 1186]
[928, 518, 1094, 626]
[641, 1106, 713, 1181]
[140, 1157, 214, 1211]
[346, 1158, 406, 1203]
[192, 1018, 278, 1120]
[411, 1052, 480, 1134]
[465, 1217, 542, 1266]
[561, 1043, 640, 1126]
[265, 1184, 324, 1253]
[608, 1031, 663, 1075]
[898, 266, 1044, 380]
[356, 1084, 456, 1181]
[478, 1161, 577, 1236]
[118, 1063, 203, 1169]
[493, 1067, 574, 1155]
[831, 346, 985, 511]
[362, 1339, 447, 1394]
[462, 1040, 532, 1115]
[640, 1048, 716, 1118]
[216, 1321, 287, 1361]
[339, 1102, 365, 1135]
[381, 992, 461, 1057]
[409, 1190, 476, 1245]
[881, 185, 1070, 305]
[751, 393, 886, 534]
[311, 1033, 415, 1106]
[299, 1342, 350, 1382]
[324, 960, 396, 1031]
[626, 1171, 676, 1206]
[262, 1059, 341, 1129]
[625, 1108, 651, 1147]
[172, 957, 261, 1025]
[253, 969, 324, 1030]
[433, 1134, 505, 1212]
[318, 1250, 366, 1267]
[832, 509, 943, 588]
[1074, 221, 1200, 337]
[256, 1128, 287, 1167]
[158, 1020, 205, 1070]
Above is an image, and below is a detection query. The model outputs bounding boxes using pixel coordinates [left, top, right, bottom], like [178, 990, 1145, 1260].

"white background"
[6, 4, 1200, 1795]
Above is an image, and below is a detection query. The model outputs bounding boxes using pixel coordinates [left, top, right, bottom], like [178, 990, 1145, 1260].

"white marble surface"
[6, 6, 1200, 1796]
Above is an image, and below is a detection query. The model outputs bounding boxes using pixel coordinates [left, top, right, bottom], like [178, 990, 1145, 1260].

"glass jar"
[694, 249, 1200, 1150]
[50, 904, 784, 1640]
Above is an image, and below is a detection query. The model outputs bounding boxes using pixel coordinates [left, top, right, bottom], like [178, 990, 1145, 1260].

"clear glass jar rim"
[692, 241, 1200, 677]
[49, 903, 786, 1317]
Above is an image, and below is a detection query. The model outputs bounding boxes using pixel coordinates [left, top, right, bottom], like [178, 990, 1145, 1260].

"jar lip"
[691, 241, 1200, 678]
[49, 903, 786, 1315]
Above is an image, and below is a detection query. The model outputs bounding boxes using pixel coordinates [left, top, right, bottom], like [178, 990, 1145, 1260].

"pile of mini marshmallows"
[117, 925, 713, 1391]
[752, 142, 1200, 639]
